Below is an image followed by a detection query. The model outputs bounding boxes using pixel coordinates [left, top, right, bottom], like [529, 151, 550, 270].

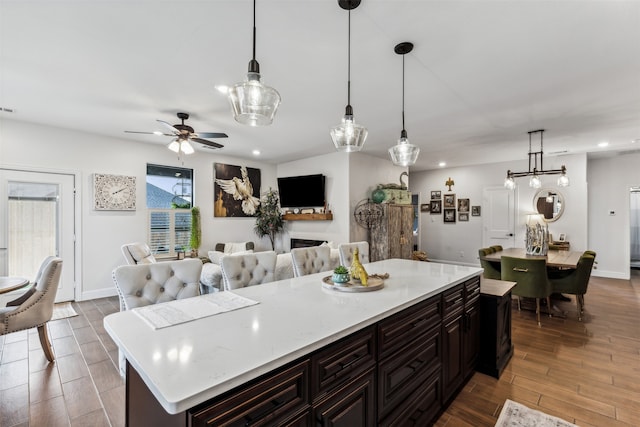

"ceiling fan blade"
[197, 132, 228, 139]
[124, 131, 174, 136]
[192, 137, 224, 149]
[157, 119, 179, 134]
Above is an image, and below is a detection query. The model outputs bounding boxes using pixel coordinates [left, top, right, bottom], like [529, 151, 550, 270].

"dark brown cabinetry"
[125, 275, 482, 427]
[370, 203, 414, 261]
[477, 278, 516, 378]
[377, 295, 442, 425]
[442, 277, 480, 404]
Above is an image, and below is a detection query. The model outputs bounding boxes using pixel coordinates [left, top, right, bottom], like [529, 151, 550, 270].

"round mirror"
[533, 188, 564, 222]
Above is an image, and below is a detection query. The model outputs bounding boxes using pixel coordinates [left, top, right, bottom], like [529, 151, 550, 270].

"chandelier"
[504, 129, 569, 190]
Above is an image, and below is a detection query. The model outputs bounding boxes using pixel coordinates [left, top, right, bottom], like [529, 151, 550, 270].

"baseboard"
[78, 287, 118, 301]
[591, 269, 629, 280]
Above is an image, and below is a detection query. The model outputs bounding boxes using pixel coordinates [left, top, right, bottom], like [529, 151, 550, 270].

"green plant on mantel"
[189, 206, 201, 257]
[254, 188, 284, 250]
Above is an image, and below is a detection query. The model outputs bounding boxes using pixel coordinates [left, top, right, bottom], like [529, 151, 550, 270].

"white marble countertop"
[104, 259, 482, 414]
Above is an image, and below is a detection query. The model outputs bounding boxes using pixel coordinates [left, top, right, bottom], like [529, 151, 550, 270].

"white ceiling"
[1, 0, 639, 171]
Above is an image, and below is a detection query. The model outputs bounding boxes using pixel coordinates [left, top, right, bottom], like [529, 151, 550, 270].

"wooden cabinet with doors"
[370, 203, 414, 261]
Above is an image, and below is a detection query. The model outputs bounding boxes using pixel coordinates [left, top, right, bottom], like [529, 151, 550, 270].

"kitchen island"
[104, 259, 482, 426]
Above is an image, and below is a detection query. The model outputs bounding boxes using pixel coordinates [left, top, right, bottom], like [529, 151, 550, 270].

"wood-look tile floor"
[1, 270, 639, 426]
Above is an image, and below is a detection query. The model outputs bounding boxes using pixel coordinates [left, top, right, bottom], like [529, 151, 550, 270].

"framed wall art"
[444, 208, 456, 223]
[93, 173, 136, 211]
[214, 163, 261, 217]
[420, 203, 430, 212]
[471, 205, 481, 216]
[430, 200, 442, 214]
[444, 193, 456, 208]
[458, 198, 469, 212]
[430, 190, 441, 200]
[459, 212, 469, 221]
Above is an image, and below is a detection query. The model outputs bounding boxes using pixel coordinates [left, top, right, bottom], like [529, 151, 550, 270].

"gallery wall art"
[214, 163, 261, 217]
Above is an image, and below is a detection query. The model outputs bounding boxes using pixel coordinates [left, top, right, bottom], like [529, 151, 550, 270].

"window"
[146, 164, 193, 257]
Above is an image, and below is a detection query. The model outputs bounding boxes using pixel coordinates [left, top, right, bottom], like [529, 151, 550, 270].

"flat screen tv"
[277, 174, 325, 208]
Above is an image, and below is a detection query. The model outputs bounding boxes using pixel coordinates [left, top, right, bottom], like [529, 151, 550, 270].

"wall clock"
[93, 173, 136, 211]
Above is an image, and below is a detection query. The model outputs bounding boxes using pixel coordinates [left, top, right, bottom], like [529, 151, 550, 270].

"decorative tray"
[321, 275, 384, 292]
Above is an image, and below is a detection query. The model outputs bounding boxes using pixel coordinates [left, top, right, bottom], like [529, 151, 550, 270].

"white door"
[483, 186, 516, 248]
[0, 169, 75, 302]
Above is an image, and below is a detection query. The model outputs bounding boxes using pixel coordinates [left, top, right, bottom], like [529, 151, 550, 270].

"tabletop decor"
[525, 213, 549, 255]
[322, 275, 384, 292]
[332, 265, 350, 283]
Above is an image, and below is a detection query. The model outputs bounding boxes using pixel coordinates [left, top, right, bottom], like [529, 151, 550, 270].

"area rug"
[51, 302, 78, 320]
[495, 399, 577, 427]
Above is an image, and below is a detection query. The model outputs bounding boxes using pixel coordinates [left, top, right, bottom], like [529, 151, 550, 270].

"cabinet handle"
[244, 398, 281, 425]
[411, 318, 428, 328]
[512, 267, 528, 272]
[338, 353, 361, 370]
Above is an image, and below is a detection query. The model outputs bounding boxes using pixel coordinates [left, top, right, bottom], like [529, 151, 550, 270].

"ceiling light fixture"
[167, 137, 194, 156]
[504, 129, 568, 190]
[330, 0, 368, 152]
[389, 42, 420, 166]
[228, 0, 280, 126]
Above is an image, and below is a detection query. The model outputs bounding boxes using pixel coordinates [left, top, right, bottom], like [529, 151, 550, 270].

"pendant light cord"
[347, 8, 351, 108]
[252, 0, 257, 61]
[402, 54, 405, 132]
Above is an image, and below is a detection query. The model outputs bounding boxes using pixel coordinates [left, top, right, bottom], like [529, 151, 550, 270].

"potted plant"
[332, 265, 350, 284]
[189, 206, 201, 257]
[254, 188, 284, 250]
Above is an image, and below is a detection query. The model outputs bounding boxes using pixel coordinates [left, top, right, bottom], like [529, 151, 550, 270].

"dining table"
[480, 247, 582, 269]
[0, 276, 30, 295]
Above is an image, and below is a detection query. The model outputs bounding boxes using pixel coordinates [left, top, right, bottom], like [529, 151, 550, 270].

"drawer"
[465, 276, 481, 302]
[443, 283, 464, 319]
[378, 294, 441, 360]
[378, 367, 442, 427]
[311, 326, 376, 401]
[189, 359, 310, 427]
[378, 324, 441, 419]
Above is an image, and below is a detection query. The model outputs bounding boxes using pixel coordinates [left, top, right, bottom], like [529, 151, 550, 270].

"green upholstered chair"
[501, 256, 553, 326]
[479, 248, 501, 280]
[490, 245, 503, 252]
[549, 252, 595, 321]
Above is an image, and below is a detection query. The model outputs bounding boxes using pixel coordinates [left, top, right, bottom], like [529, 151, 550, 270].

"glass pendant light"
[504, 172, 516, 190]
[529, 172, 542, 189]
[557, 165, 569, 187]
[389, 42, 420, 166]
[331, 0, 368, 152]
[228, 0, 281, 126]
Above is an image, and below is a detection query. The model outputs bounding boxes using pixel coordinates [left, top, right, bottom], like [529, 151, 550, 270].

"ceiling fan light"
[181, 140, 194, 155]
[389, 135, 420, 166]
[167, 139, 181, 153]
[331, 114, 368, 152]
[228, 73, 281, 126]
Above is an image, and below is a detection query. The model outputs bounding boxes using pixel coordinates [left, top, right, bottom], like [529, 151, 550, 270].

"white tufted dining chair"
[0, 257, 63, 362]
[338, 241, 370, 266]
[220, 251, 277, 291]
[121, 242, 156, 265]
[112, 258, 202, 376]
[290, 246, 332, 277]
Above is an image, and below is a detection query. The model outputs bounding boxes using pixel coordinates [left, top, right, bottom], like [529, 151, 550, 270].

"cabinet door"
[463, 300, 480, 376]
[313, 369, 376, 427]
[388, 205, 413, 259]
[496, 293, 513, 369]
[442, 314, 464, 403]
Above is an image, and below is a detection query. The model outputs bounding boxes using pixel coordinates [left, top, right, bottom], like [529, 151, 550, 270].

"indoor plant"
[332, 265, 350, 283]
[254, 188, 284, 250]
[189, 206, 201, 257]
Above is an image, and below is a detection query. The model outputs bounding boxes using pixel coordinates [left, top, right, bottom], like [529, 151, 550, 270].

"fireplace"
[290, 238, 325, 249]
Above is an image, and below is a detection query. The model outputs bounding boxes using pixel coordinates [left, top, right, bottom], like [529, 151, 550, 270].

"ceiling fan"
[125, 112, 228, 152]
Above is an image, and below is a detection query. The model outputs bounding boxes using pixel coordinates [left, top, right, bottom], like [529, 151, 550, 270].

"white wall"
[588, 152, 640, 279]
[410, 153, 588, 267]
[1, 119, 277, 299]
[277, 152, 350, 250]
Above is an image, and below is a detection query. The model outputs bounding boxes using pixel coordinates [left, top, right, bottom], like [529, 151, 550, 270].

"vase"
[332, 273, 350, 283]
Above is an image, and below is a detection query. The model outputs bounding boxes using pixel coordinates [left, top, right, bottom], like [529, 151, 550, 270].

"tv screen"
[277, 174, 325, 208]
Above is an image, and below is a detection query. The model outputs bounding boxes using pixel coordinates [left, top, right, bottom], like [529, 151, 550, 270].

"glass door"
[0, 169, 75, 302]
